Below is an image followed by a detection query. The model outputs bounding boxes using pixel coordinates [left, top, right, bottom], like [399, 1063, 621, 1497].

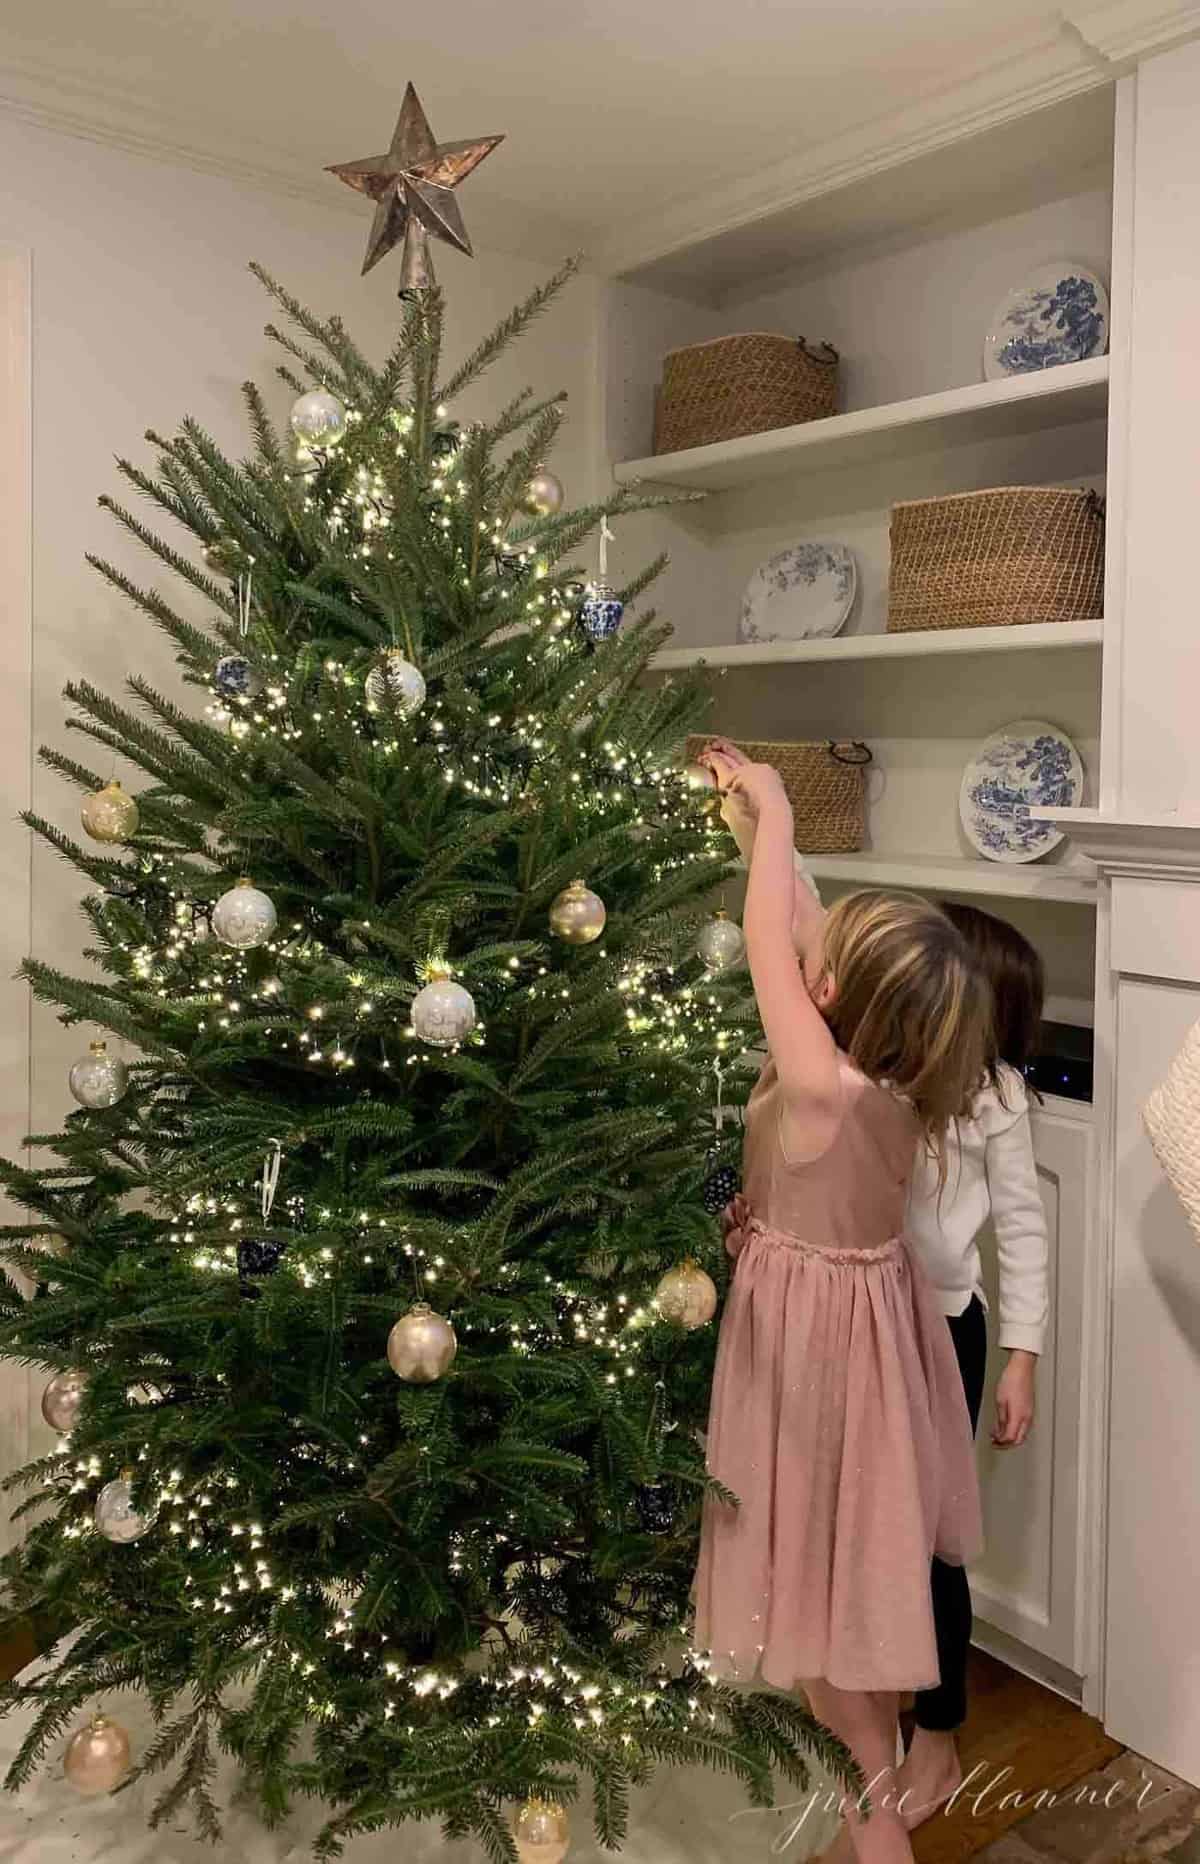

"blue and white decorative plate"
[738, 541, 857, 645]
[982, 264, 1109, 381]
[959, 719, 1084, 864]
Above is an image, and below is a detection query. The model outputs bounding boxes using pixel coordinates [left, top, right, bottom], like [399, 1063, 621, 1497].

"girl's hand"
[993, 1350, 1037, 1448]
[725, 760, 791, 822]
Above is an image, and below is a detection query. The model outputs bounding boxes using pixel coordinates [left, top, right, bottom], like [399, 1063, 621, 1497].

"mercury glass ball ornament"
[577, 580, 624, 644]
[524, 466, 564, 518]
[41, 1368, 88, 1433]
[80, 780, 139, 844]
[94, 1472, 156, 1543]
[289, 386, 347, 449]
[212, 878, 277, 950]
[655, 1258, 719, 1331]
[387, 1301, 458, 1383]
[697, 908, 746, 974]
[549, 879, 607, 946]
[63, 1715, 132, 1796]
[512, 1797, 571, 1864]
[68, 1041, 128, 1110]
[411, 970, 477, 1047]
[213, 654, 258, 701]
[364, 649, 426, 720]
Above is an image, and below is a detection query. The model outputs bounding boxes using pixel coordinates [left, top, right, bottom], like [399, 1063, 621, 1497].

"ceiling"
[0, 0, 1195, 278]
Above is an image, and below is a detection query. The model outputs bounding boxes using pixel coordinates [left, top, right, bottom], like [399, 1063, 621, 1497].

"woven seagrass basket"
[654, 333, 839, 455]
[887, 485, 1105, 633]
[687, 736, 870, 854]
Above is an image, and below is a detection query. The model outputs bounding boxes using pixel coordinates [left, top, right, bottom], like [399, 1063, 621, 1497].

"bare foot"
[895, 1726, 963, 1829]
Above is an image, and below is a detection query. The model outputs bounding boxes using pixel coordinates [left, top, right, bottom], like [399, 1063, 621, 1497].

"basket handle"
[827, 740, 872, 767]
[798, 338, 839, 369]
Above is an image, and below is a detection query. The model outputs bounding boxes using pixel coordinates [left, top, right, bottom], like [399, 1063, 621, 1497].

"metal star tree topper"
[327, 82, 504, 294]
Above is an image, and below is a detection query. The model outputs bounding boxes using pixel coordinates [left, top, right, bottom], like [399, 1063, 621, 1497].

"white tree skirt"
[0, 1657, 841, 1864]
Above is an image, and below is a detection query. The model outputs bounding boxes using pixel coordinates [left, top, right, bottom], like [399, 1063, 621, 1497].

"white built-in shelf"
[804, 851, 1098, 906]
[615, 356, 1109, 494]
[648, 619, 1102, 672]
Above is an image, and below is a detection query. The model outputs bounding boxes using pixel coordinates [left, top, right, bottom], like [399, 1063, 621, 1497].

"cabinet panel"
[970, 1099, 1090, 1674]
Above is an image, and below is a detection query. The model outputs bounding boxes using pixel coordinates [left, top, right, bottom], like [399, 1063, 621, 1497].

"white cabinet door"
[970, 1094, 1091, 1674]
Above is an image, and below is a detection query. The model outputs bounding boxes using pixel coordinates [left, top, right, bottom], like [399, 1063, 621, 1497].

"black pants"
[913, 1295, 988, 1732]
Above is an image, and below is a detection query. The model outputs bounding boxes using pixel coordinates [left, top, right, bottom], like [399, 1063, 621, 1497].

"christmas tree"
[0, 159, 849, 1853]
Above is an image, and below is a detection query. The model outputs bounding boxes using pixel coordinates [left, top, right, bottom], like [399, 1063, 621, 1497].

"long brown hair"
[821, 890, 991, 1174]
[939, 900, 1045, 1092]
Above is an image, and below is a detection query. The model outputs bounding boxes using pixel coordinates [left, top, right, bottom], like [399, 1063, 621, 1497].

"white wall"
[0, 112, 601, 1528]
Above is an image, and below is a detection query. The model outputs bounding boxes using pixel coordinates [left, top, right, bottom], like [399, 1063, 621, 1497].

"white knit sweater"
[905, 1065, 1050, 1355]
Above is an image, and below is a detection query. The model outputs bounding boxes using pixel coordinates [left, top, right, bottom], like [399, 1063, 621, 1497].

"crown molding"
[0, 55, 582, 264]
[1067, 0, 1200, 63]
[1033, 808, 1200, 877]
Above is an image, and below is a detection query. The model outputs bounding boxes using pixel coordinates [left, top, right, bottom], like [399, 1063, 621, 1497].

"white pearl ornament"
[80, 781, 139, 844]
[68, 1041, 128, 1110]
[411, 970, 477, 1047]
[289, 387, 347, 449]
[212, 878, 277, 949]
[64, 1716, 132, 1795]
[387, 1302, 458, 1382]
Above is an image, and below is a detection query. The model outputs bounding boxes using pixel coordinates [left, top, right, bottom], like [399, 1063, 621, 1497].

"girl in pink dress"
[694, 744, 989, 1864]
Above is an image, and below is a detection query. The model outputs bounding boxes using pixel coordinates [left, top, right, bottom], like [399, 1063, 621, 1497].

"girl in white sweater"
[706, 746, 1049, 1823]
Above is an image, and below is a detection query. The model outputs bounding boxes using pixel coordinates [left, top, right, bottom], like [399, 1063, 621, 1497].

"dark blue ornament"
[635, 1481, 675, 1535]
[432, 422, 461, 460]
[214, 654, 254, 700]
[237, 1236, 285, 1299]
[578, 580, 624, 643]
[703, 1152, 740, 1215]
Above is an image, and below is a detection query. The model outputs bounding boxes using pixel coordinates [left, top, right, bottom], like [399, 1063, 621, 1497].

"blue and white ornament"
[213, 654, 257, 701]
[578, 518, 623, 642]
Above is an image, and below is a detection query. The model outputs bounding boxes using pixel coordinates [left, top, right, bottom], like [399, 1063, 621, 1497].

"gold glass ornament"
[683, 761, 717, 793]
[63, 1715, 131, 1795]
[387, 1301, 458, 1382]
[411, 968, 477, 1047]
[41, 1368, 88, 1434]
[655, 1258, 719, 1330]
[68, 1040, 128, 1110]
[80, 780, 139, 844]
[512, 1796, 570, 1864]
[696, 908, 746, 973]
[549, 879, 606, 945]
[524, 466, 564, 518]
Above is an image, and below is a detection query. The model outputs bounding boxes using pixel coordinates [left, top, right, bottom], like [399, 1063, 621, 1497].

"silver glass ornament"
[212, 878, 277, 950]
[68, 1041, 128, 1110]
[41, 1368, 88, 1434]
[387, 1301, 458, 1382]
[697, 909, 746, 973]
[548, 879, 606, 945]
[94, 1472, 156, 1543]
[63, 1715, 132, 1795]
[289, 387, 347, 449]
[512, 1797, 571, 1864]
[411, 971, 477, 1047]
[80, 780, 139, 844]
[364, 649, 426, 719]
[655, 1258, 718, 1331]
[524, 466, 564, 517]
[577, 580, 624, 643]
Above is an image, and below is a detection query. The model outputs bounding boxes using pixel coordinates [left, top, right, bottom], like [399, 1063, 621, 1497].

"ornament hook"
[260, 1138, 283, 1222]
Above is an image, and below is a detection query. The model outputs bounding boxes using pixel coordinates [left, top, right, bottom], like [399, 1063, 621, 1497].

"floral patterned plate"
[982, 263, 1109, 380]
[959, 719, 1084, 864]
[738, 541, 857, 644]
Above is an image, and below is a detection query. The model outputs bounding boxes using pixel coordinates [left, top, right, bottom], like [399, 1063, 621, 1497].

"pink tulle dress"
[693, 1053, 983, 1694]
